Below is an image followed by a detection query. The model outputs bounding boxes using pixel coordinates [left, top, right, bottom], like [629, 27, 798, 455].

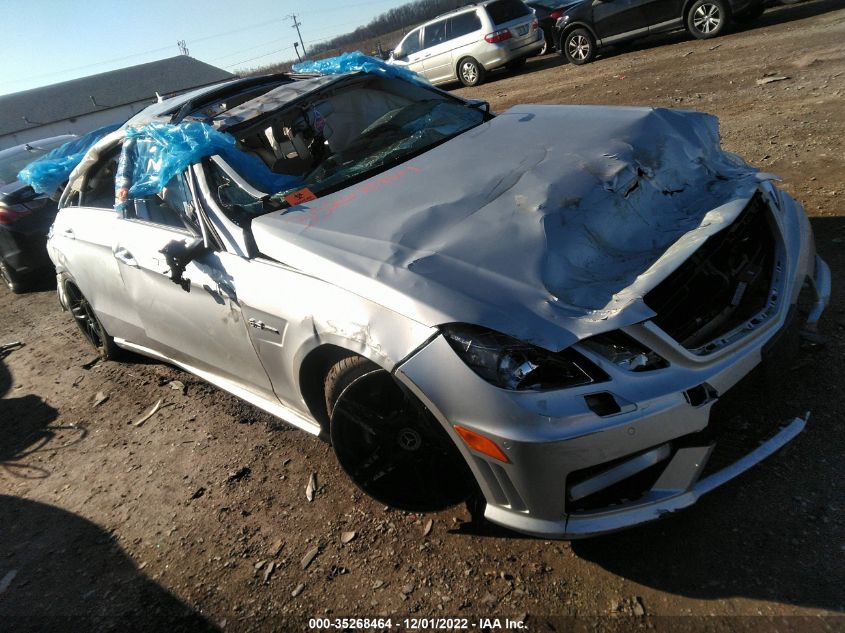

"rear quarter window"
[486, 0, 532, 25]
[448, 12, 483, 38]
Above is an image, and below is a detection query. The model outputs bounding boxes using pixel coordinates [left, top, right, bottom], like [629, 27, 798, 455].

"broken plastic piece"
[292, 51, 430, 86]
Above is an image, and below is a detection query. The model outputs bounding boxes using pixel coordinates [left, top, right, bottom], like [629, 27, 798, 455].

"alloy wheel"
[568, 34, 590, 62]
[65, 284, 105, 351]
[330, 367, 473, 511]
[461, 61, 478, 85]
[693, 3, 722, 34]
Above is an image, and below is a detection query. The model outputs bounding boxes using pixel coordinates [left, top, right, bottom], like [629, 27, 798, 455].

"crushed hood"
[252, 105, 767, 351]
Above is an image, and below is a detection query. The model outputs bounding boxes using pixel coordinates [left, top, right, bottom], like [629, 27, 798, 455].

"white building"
[0, 56, 234, 150]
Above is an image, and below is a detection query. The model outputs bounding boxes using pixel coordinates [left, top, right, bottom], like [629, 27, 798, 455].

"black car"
[526, 0, 570, 54]
[553, 0, 766, 65]
[0, 136, 75, 293]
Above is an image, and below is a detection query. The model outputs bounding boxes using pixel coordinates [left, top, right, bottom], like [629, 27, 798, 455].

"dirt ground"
[2, 2, 844, 631]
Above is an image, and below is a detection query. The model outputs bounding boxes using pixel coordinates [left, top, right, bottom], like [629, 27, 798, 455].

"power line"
[224, 45, 296, 69]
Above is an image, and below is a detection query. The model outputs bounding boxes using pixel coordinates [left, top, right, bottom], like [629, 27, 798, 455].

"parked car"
[0, 135, 76, 292]
[48, 59, 829, 538]
[388, 0, 544, 86]
[526, 0, 570, 54]
[553, 0, 767, 65]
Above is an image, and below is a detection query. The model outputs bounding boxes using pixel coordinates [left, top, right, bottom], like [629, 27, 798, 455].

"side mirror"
[159, 237, 208, 291]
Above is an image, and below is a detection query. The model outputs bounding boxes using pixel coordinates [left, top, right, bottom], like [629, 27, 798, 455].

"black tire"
[64, 280, 118, 360]
[0, 259, 27, 294]
[686, 0, 729, 39]
[457, 56, 485, 87]
[325, 353, 474, 511]
[562, 28, 596, 65]
[538, 37, 551, 56]
[506, 56, 527, 71]
[734, 2, 765, 22]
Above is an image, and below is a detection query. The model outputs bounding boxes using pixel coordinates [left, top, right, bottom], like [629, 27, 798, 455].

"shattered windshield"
[205, 77, 487, 224]
[286, 100, 484, 196]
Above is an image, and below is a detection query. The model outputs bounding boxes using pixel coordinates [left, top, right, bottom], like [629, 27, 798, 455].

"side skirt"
[114, 338, 322, 436]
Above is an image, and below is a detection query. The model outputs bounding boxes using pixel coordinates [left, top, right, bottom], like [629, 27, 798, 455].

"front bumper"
[395, 185, 829, 538]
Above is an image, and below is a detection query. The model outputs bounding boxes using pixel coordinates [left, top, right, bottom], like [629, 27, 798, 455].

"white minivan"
[388, 0, 544, 87]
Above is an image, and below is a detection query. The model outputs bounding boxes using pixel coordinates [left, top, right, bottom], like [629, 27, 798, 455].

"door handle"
[61, 227, 75, 239]
[113, 246, 139, 268]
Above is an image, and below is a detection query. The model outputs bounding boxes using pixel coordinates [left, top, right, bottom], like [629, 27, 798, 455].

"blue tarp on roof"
[117, 121, 302, 199]
[292, 52, 429, 86]
[17, 123, 121, 195]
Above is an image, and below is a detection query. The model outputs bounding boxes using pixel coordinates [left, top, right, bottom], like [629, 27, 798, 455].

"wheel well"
[298, 344, 360, 433]
[456, 55, 483, 73]
[559, 22, 598, 48]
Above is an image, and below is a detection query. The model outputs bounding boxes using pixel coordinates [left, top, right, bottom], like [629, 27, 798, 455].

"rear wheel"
[687, 0, 729, 39]
[64, 281, 117, 360]
[562, 28, 596, 65]
[325, 354, 474, 511]
[457, 56, 485, 87]
[0, 259, 27, 294]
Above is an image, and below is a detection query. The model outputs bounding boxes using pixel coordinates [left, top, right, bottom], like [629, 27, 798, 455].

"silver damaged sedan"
[47, 69, 831, 538]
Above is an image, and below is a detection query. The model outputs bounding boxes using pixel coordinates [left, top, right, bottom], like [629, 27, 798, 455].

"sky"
[1, 0, 409, 97]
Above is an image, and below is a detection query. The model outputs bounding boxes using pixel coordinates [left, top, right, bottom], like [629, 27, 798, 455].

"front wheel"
[325, 354, 474, 511]
[562, 28, 596, 65]
[457, 56, 485, 87]
[687, 0, 729, 39]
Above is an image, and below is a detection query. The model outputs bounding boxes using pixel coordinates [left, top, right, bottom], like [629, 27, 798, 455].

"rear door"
[592, 0, 650, 41]
[52, 146, 143, 343]
[641, 0, 684, 29]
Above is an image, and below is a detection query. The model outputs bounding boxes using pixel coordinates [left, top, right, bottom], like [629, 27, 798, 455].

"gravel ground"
[1, 2, 844, 631]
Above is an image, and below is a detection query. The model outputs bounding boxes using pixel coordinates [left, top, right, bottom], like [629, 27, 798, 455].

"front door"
[111, 173, 274, 399]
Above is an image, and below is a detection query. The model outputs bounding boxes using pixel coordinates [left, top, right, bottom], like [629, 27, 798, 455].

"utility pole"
[294, 42, 302, 63]
[287, 14, 307, 58]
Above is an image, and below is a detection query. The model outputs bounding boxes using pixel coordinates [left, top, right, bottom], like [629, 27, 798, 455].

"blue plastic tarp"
[17, 123, 121, 195]
[117, 121, 302, 199]
[292, 51, 430, 86]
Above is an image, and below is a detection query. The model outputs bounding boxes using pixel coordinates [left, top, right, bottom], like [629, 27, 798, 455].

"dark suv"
[553, 0, 766, 64]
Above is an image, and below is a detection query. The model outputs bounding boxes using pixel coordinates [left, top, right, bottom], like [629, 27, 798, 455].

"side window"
[81, 150, 120, 209]
[125, 173, 198, 232]
[402, 29, 422, 56]
[423, 19, 448, 48]
[449, 12, 482, 38]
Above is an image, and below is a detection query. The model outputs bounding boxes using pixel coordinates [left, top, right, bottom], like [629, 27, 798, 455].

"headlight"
[441, 324, 608, 391]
